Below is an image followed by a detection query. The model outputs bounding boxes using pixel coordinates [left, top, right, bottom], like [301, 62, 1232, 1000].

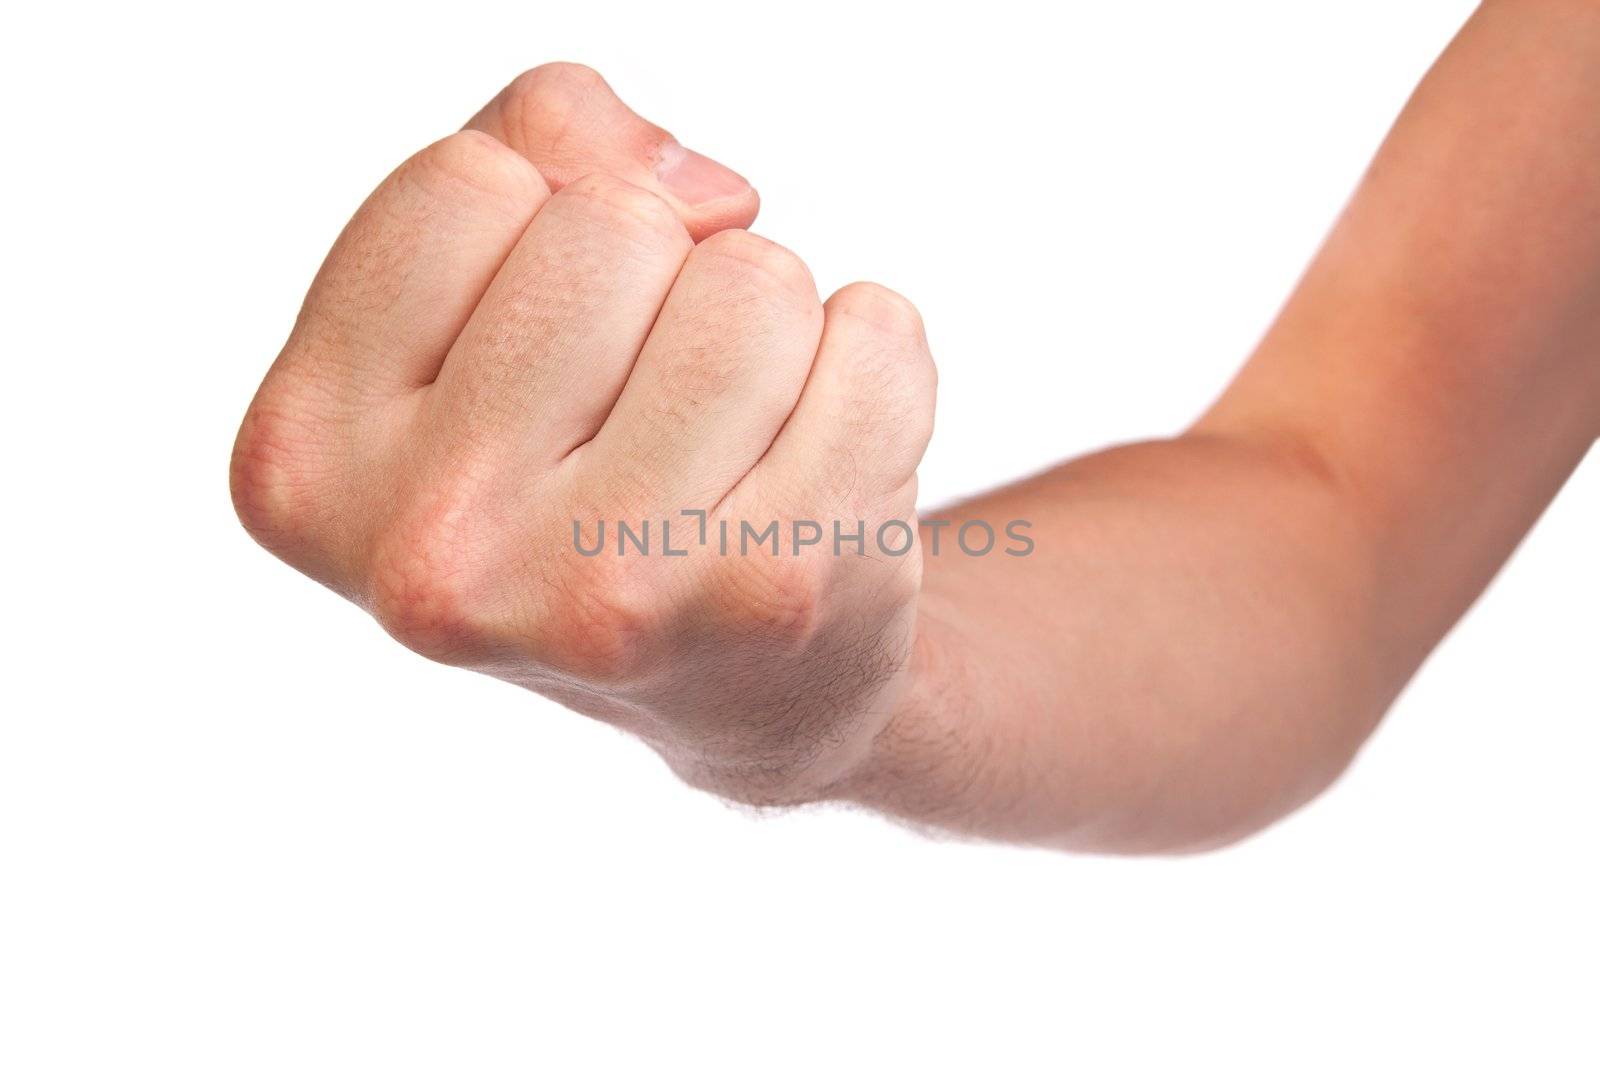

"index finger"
[465, 63, 759, 242]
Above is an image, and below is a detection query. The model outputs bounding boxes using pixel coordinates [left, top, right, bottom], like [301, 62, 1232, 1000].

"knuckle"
[513, 61, 607, 101]
[827, 281, 925, 338]
[828, 292, 938, 455]
[694, 230, 817, 302]
[500, 62, 607, 148]
[535, 558, 653, 682]
[229, 385, 335, 552]
[705, 552, 825, 645]
[551, 172, 688, 249]
[410, 129, 547, 205]
[367, 491, 492, 664]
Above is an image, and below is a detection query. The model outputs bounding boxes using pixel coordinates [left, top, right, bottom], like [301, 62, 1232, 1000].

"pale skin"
[233, 0, 1599, 853]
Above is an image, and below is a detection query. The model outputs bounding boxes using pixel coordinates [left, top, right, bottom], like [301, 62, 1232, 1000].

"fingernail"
[655, 142, 751, 205]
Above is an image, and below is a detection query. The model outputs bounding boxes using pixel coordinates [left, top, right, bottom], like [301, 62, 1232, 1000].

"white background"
[3, 1, 1596, 1063]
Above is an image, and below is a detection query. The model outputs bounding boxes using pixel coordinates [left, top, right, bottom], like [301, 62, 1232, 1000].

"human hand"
[231, 66, 937, 803]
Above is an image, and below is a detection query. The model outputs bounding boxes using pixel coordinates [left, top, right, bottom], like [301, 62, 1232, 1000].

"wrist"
[823, 591, 989, 829]
[645, 601, 923, 809]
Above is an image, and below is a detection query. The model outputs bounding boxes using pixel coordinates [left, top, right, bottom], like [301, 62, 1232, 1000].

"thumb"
[465, 63, 758, 241]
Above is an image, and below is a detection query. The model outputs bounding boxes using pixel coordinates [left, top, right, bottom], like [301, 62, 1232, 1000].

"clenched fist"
[232, 66, 936, 803]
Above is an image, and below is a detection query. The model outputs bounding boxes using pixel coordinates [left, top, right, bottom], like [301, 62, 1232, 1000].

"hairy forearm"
[835, 0, 1600, 850]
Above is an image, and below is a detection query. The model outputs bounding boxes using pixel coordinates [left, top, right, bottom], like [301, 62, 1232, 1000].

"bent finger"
[466, 63, 758, 242]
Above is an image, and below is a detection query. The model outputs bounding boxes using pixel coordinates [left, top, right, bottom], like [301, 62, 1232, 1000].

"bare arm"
[234, 5, 1597, 855]
[838, 0, 1600, 851]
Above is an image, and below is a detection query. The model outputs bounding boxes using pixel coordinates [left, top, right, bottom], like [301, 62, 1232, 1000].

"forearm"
[835, 0, 1600, 850]
[835, 435, 1382, 853]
